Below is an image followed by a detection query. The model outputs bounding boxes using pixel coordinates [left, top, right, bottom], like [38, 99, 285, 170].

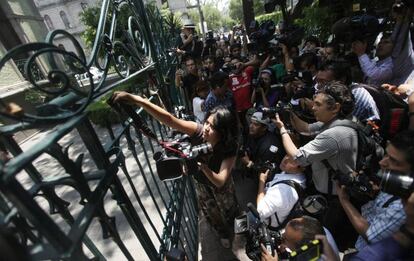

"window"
[59, 11, 71, 29]
[44, 15, 54, 30]
[81, 2, 88, 10]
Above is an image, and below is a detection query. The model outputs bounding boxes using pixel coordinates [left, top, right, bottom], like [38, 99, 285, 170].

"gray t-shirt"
[294, 119, 358, 194]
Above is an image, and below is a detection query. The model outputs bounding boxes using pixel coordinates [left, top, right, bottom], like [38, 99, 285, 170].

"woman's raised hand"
[110, 91, 141, 105]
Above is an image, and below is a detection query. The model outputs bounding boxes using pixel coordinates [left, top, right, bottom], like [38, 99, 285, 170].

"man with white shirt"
[352, 35, 394, 88]
[256, 155, 306, 230]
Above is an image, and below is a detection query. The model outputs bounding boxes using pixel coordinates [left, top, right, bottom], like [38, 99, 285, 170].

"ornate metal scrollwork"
[0, 0, 156, 126]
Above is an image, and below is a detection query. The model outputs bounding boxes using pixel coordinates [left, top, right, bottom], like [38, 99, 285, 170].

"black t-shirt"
[245, 131, 285, 173]
[190, 123, 237, 186]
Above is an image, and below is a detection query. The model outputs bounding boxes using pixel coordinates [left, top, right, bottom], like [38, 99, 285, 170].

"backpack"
[322, 120, 384, 195]
[362, 85, 408, 142]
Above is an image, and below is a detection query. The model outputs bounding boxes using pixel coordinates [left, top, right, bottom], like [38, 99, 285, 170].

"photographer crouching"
[256, 155, 306, 230]
[241, 111, 285, 177]
[110, 92, 240, 249]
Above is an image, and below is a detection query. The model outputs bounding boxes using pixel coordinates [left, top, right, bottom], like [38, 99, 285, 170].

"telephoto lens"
[377, 170, 414, 198]
[189, 143, 213, 158]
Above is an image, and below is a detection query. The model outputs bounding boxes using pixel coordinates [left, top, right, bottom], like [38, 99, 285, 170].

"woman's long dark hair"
[206, 106, 239, 156]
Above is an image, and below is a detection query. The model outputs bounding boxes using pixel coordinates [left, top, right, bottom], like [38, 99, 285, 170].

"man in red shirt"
[229, 57, 254, 132]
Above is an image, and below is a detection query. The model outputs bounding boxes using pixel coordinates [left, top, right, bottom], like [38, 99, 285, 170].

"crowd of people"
[112, 2, 414, 261]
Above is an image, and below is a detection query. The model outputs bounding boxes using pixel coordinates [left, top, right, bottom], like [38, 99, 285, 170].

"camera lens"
[190, 143, 213, 158]
[378, 170, 414, 198]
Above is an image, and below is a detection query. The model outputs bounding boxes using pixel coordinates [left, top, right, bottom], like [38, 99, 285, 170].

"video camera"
[234, 203, 280, 260]
[153, 132, 213, 181]
[378, 170, 414, 198]
[331, 14, 381, 45]
[235, 203, 324, 261]
[248, 20, 278, 57]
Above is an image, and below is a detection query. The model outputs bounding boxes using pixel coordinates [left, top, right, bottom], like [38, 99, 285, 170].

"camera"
[153, 132, 213, 181]
[332, 14, 381, 44]
[261, 101, 294, 127]
[261, 101, 293, 119]
[281, 71, 315, 100]
[251, 161, 278, 175]
[251, 77, 266, 92]
[234, 203, 324, 261]
[234, 203, 280, 260]
[221, 63, 235, 74]
[249, 20, 276, 56]
[393, 0, 414, 14]
[290, 239, 322, 261]
[377, 170, 414, 198]
[202, 31, 216, 56]
[335, 172, 375, 201]
[173, 106, 194, 121]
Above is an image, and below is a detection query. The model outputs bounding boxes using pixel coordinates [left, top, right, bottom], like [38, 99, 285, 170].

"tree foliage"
[255, 11, 282, 24]
[229, 0, 243, 22]
[294, 1, 334, 43]
[188, 3, 235, 32]
[80, 1, 181, 49]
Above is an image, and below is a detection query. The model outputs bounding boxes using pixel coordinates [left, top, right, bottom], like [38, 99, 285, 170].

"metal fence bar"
[0, 0, 199, 259]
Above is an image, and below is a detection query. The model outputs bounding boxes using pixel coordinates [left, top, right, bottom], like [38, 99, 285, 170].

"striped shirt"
[351, 84, 381, 122]
[294, 119, 358, 194]
[358, 54, 393, 87]
[355, 192, 406, 250]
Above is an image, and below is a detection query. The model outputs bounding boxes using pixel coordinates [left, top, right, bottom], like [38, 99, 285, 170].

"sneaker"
[220, 238, 231, 249]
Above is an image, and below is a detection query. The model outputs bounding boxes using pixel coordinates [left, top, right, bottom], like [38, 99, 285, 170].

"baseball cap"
[251, 112, 271, 126]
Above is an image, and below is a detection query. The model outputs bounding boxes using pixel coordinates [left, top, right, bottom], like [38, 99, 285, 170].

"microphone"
[247, 202, 260, 219]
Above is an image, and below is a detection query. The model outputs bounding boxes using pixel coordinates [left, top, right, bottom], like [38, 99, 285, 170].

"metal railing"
[0, 0, 196, 260]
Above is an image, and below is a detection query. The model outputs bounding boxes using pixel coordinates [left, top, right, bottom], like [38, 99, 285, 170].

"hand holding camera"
[259, 169, 270, 183]
[273, 113, 285, 130]
[176, 69, 184, 77]
[352, 40, 367, 56]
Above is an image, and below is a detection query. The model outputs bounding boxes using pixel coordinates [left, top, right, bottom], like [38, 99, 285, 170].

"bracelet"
[280, 130, 289, 136]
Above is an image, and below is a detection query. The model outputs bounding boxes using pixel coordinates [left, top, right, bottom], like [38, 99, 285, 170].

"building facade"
[34, 0, 100, 53]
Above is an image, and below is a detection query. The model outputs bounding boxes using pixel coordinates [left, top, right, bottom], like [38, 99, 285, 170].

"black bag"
[363, 85, 408, 142]
[324, 120, 384, 195]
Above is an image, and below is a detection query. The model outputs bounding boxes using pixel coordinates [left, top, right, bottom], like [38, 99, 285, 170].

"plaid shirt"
[355, 192, 406, 250]
[203, 90, 234, 113]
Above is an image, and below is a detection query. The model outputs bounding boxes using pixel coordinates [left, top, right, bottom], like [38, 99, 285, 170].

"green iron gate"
[0, 0, 198, 260]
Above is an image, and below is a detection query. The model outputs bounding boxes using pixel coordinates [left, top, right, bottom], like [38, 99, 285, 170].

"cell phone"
[289, 239, 322, 261]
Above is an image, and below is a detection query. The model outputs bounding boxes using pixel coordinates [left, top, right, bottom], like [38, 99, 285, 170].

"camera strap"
[269, 180, 305, 229]
[382, 196, 399, 208]
[322, 159, 336, 195]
